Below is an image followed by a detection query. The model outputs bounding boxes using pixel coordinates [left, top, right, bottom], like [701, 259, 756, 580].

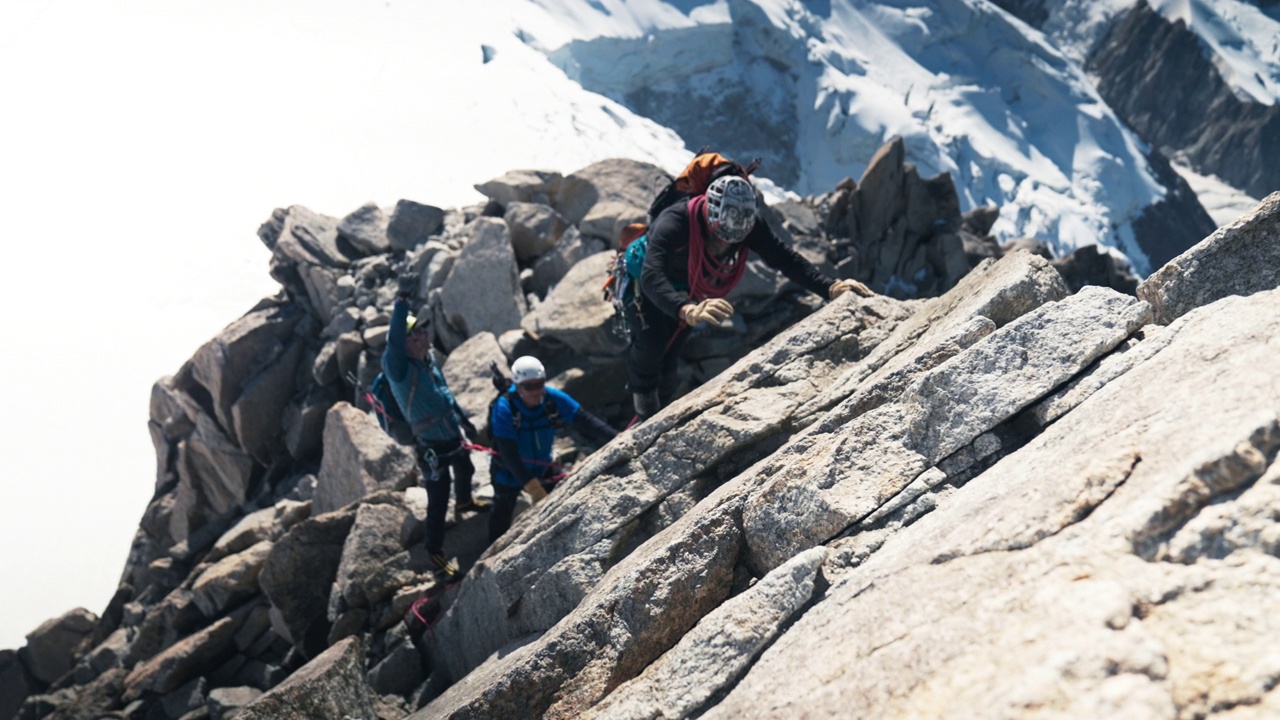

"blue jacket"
[490, 385, 580, 487]
[382, 300, 465, 444]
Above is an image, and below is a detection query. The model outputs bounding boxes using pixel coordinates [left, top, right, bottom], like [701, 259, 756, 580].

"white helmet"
[705, 175, 757, 244]
[511, 356, 546, 385]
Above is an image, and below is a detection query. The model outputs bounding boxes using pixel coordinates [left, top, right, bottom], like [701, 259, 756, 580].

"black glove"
[396, 272, 420, 301]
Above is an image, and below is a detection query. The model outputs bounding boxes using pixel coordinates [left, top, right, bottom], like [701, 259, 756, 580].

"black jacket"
[639, 200, 833, 319]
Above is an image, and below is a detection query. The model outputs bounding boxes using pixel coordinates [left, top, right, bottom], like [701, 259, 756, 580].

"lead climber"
[625, 174, 874, 421]
[384, 275, 489, 582]
[487, 355, 618, 541]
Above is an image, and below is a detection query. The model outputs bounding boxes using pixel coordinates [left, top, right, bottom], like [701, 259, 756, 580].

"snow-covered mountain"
[484, 0, 1237, 276]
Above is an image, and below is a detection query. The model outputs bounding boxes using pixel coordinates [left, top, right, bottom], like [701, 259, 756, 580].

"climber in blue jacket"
[487, 355, 617, 541]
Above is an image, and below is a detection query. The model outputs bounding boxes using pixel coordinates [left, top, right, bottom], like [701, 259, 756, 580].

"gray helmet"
[705, 175, 757, 244]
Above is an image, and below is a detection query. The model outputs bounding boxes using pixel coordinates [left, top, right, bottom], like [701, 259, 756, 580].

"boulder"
[520, 252, 627, 356]
[234, 637, 375, 720]
[528, 226, 605, 297]
[386, 199, 445, 251]
[189, 303, 306, 451]
[314, 403, 417, 515]
[170, 412, 257, 545]
[474, 169, 563, 207]
[19, 608, 97, 685]
[1, 650, 30, 719]
[441, 332, 509, 433]
[337, 202, 392, 256]
[257, 205, 352, 269]
[328, 503, 415, 618]
[435, 217, 526, 350]
[122, 614, 243, 701]
[206, 686, 262, 720]
[504, 201, 569, 261]
[190, 541, 274, 618]
[258, 510, 355, 659]
[581, 547, 826, 720]
[553, 158, 668, 243]
[1138, 191, 1280, 325]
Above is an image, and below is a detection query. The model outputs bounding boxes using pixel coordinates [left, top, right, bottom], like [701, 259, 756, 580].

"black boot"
[632, 389, 660, 421]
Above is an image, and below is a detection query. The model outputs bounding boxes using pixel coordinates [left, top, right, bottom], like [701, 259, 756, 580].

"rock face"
[5, 164, 1276, 720]
[1089, 1, 1280, 203]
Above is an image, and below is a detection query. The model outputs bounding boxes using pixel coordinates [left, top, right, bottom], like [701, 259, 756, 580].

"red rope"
[685, 195, 748, 303]
[460, 441, 571, 472]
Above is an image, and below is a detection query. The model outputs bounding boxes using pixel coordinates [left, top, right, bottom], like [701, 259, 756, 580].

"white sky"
[0, 0, 689, 650]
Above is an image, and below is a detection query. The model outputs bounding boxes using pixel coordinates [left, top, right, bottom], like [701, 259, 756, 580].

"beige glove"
[680, 298, 734, 327]
[829, 279, 875, 300]
[523, 479, 548, 503]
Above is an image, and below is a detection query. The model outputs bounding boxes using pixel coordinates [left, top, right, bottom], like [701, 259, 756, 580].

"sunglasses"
[518, 379, 545, 392]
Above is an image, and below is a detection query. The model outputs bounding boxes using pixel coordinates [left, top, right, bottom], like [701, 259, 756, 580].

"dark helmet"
[705, 175, 757, 244]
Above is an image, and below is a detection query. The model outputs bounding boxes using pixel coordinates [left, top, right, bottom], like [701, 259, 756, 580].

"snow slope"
[528, 0, 1169, 272]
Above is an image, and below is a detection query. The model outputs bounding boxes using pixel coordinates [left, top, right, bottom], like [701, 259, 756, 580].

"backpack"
[602, 150, 761, 336]
[365, 372, 416, 445]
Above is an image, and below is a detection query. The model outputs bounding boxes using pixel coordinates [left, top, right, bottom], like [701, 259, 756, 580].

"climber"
[384, 274, 489, 582]
[487, 355, 618, 541]
[626, 174, 874, 421]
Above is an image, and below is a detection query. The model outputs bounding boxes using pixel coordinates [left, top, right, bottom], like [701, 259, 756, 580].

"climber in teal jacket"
[384, 281, 487, 581]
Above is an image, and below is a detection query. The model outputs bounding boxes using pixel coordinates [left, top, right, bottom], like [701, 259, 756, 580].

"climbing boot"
[632, 389, 660, 421]
[453, 497, 492, 522]
[428, 552, 461, 583]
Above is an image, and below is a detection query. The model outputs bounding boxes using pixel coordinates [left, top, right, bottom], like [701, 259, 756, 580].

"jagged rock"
[205, 507, 277, 565]
[474, 169, 563, 207]
[258, 205, 352, 269]
[702, 288, 1280, 719]
[328, 503, 414, 618]
[18, 667, 125, 720]
[440, 332, 508, 434]
[190, 541, 273, 618]
[1051, 243, 1140, 295]
[387, 199, 446, 252]
[313, 402, 417, 515]
[520, 252, 626, 356]
[158, 676, 206, 719]
[170, 411, 257, 546]
[743, 286, 1153, 572]
[123, 613, 244, 701]
[233, 637, 375, 720]
[127, 590, 207, 668]
[19, 608, 97, 686]
[189, 303, 307, 454]
[206, 686, 261, 720]
[419, 502, 742, 719]
[1, 649, 30, 720]
[553, 158, 667, 243]
[581, 547, 826, 720]
[338, 202, 392, 256]
[71, 627, 130, 686]
[528, 226, 604, 297]
[258, 511, 355, 659]
[1089, 1, 1280, 203]
[366, 640, 422, 697]
[282, 384, 341, 463]
[430, 290, 919, 683]
[504, 201, 569, 261]
[434, 217, 526, 351]
[1138, 191, 1280, 325]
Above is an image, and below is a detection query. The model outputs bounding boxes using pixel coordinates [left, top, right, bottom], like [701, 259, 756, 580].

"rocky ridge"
[1, 147, 1276, 719]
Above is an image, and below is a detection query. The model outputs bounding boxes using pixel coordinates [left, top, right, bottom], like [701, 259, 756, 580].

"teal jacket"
[382, 299, 465, 444]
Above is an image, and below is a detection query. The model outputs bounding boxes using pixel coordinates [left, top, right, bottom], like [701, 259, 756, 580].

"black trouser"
[625, 293, 689, 394]
[419, 438, 476, 555]
[487, 484, 522, 543]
